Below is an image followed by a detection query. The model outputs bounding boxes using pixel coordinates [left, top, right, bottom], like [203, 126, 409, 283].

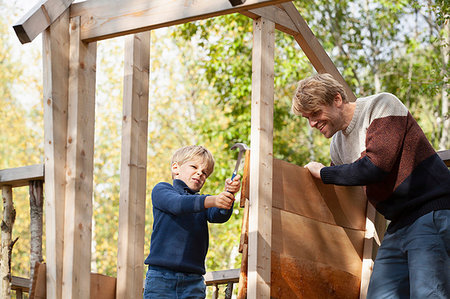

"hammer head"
[230, 142, 249, 152]
[230, 143, 249, 179]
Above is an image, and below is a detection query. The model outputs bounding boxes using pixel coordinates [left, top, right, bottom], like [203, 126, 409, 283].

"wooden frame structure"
[14, 1, 383, 298]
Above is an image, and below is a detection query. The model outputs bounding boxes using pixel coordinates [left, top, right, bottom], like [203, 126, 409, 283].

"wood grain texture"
[247, 16, 275, 299]
[116, 31, 150, 299]
[70, 0, 291, 42]
[13, 0, 74, 44]
[0, 164, 43, 187]
[273, 159, 367, 230]
[42, 9, 70, 299]
[62, 16, 97, 299]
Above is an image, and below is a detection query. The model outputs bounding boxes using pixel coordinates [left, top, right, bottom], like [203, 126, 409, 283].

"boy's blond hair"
[171, 145, 215, 178]
[291, 73, 348, 115]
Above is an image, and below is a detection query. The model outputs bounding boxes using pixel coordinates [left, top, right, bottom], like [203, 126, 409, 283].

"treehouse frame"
[14, 1, 381, 298]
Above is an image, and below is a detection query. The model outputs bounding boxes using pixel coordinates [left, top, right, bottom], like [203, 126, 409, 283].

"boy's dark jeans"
[143, 265, 206, 299]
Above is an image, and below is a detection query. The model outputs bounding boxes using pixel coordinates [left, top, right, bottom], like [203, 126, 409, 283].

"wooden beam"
[13, 0, 74, 44]
[42, 8, 70, 299]
[248, 17, 274, 299]
[116, 31, 150, 299]
[242, 3, 355, 102]
[0, 164, 43, 188]
[437, 149, 450, 166]
[70, 0, 291, 42]
[281, 3, 356, 101]
[241, 5, 298, 36]
[62, 16, 97, 299]
[204, 269, 240, 286]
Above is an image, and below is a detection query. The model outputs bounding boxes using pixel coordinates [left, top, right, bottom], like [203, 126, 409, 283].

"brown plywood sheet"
[273, 158, 367, 230]
[272, 208, 364, 277]
[271, 252, 360, 299]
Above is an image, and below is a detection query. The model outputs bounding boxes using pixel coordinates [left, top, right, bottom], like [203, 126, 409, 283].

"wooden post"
[62, 15, 97, 299]
[248, 17, 274, 299]
[1, 186, 16, 299]
[42, 8, 70, 299]
[116, 31, 150, 299]
[29, 181, 44, 291]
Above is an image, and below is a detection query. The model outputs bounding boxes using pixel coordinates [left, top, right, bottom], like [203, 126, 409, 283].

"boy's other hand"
[225, 174, 241, 194]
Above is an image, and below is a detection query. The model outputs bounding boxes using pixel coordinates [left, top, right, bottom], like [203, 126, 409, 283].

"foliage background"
[0, 0, 448, 297]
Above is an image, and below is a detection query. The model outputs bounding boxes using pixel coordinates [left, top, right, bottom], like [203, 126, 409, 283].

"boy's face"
[172, 157, 210, 192]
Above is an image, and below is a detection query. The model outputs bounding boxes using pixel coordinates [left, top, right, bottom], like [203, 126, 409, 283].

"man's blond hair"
[171, 145, 215, 178]
[291, 73, 348, 115]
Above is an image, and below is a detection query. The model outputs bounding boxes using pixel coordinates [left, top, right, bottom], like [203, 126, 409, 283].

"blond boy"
[143, 145, 241, 299]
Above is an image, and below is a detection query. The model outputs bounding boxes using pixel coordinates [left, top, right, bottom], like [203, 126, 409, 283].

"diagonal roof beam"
[242, 3, 356, 101]
[69, 0, 292, 42]
[13, 0, 74, 44]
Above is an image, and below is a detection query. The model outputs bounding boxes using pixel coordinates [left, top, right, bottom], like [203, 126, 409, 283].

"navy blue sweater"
[144, 179, 233, 274]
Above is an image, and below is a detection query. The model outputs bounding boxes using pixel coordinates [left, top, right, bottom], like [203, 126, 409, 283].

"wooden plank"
[254, 3, 355, 102]
[272, 208, 364, 278]
[70, 0, 291, 42]
[241, 5, 299, 36]
[272, 159, 367, 230]
[0, 164, 44, 188]
[116, 31, 150, 299]
[204, 269, 240, 286]
[239, 150, 251, 208]
[62, 16, 97, 299]
[13, 0, 74, 44]
[12, 276, 30, 291]
[437, 149, 450, 166]
[271, 252, 361, 298]
[248, 17, 275, 299]
[0, 186, 14, 298]
[42, 9, 70, 299]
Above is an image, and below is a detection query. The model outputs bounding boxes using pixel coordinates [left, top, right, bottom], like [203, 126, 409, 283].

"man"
[292, 73, 450, 298]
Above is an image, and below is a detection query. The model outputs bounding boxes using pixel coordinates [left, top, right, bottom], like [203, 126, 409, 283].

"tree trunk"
[1, 186, 17, 299]
[438, 20, 449, 150]
[29, 181, 44, 291]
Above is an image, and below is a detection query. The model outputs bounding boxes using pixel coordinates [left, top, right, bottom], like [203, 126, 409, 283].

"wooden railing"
[0, 164, 44, 299]
[205, 268, 240, 299]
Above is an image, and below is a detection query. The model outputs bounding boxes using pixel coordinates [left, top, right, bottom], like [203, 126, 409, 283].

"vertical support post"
[248, 17, 275, 299]
[42, 9, 70, 299]
[359, 204, 385, 299]
[62, 15, 97, 299]
[0, 186, 15, 299]
[29, 180, 44, 291]
[116, 31, 150, 299]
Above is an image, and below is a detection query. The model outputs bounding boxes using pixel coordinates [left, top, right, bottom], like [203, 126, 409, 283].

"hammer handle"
[220, 173, 237, 215]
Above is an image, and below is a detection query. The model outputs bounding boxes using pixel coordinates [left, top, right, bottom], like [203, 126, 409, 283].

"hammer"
[220, 143, 249, 214]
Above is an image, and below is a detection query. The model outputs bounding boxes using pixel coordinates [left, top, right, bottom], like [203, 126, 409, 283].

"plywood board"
[272, 208, 364, 278]
[273, 159, 367, 230]
[271, 252, 360, 299]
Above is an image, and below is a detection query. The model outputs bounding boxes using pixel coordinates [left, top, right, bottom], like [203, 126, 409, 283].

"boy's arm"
[152, 182, 207, 215]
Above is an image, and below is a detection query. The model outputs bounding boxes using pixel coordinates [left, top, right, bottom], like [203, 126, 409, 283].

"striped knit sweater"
[320, 93, 450, 232]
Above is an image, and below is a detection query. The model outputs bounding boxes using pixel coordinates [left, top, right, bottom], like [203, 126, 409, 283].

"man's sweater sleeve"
[152, 182, 207, 215]
[320, 156, 388, 186]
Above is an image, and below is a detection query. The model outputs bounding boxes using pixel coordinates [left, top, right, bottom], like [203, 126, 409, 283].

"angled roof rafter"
[13, 0, 74, 44]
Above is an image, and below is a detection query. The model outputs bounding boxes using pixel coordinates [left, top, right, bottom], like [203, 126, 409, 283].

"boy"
[143, 145, 241, 299]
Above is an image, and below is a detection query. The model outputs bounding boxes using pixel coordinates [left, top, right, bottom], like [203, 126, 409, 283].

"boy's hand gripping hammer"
[220, 143, 249, 215]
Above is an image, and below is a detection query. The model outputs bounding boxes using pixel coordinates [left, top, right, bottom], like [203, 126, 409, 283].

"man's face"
[301, 96, 344, 138]
[172, 158, 209, 192]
